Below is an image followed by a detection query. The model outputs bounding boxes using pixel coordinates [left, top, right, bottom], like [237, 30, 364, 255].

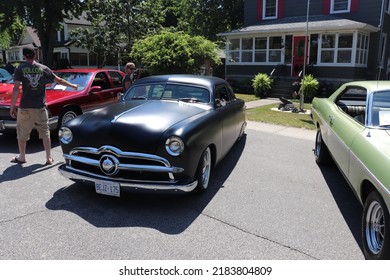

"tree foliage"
[130, 30, 221, 75]
[175, 0, 244, 41]
[70, 0, 165, 68]
[1, 0, 243, 69]
[0, 2, 24, 61]
[0, 0, 85, 67]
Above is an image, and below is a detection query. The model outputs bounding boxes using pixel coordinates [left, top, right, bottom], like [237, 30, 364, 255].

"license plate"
[95, 180, 120, 197]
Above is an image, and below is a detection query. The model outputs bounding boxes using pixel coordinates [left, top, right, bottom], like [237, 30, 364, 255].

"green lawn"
[236, 94, 316, 130]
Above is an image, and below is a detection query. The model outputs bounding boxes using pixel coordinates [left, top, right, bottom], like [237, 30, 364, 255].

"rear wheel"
[314, 128, 330, 164]
[362, 191, 390, 260]
[193, 147, 212, 193]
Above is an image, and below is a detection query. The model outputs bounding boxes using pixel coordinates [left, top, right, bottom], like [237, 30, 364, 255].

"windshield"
[371, 91, 390, 127]
[123, 83, 210, 103]
[46, 72, 92, 91]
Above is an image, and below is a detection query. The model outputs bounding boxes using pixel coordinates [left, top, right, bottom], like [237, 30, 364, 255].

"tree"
[175, 0, 244, 41]
[0, 2, 24, 63]
[0, 0, 85, 67]
[130, 30, 221, 75]
[70, 0, 165, 68]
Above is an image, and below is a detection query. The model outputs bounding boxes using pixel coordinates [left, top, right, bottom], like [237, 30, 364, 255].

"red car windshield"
[46, 72, 92, 91]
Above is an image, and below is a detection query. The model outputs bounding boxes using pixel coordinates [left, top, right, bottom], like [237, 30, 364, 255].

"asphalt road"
[0, 122, 365, 260]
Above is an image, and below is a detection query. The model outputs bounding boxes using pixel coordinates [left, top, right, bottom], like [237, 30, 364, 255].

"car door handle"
[329, 115, 335, 125]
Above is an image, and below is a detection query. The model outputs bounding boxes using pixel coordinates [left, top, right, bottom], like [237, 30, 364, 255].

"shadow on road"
[317, 162, 363, 253]
[0, 162, 61, 183]
[45, 135, 247, 234]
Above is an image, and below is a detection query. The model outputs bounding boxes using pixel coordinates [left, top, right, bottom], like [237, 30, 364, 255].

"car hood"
[0, 84, 16, 95]
[0, 87, 79, 106]
[68, 100, 209, 153]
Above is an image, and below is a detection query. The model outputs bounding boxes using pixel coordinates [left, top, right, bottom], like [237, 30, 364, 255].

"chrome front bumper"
[58, 164, 198, 192]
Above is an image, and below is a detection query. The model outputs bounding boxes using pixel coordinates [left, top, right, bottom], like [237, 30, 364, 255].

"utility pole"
[300, 0, 310, 112]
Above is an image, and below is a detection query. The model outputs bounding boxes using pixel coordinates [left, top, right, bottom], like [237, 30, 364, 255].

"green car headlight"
[165, 136, 184, 156]
[58, 127, 73, 144]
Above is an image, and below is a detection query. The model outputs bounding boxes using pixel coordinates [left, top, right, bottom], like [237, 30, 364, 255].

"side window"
[108, 71, 123, 88]
[336, 86, 367, 121]
[92, 72, 110, 90]
[338, 86, 367, 101]
[215, 86, 231, 106]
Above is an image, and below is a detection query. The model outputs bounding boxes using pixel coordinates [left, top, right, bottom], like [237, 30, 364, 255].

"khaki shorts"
[16, 108, 50, 141]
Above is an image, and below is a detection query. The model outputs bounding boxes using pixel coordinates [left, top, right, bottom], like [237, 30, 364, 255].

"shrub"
[298, 74, 319, 102]
[252, 73, 272, 98]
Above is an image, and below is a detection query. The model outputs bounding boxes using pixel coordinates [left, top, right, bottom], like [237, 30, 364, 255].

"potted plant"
[252, 73, 272, 98]
[299, 74, 319, 102]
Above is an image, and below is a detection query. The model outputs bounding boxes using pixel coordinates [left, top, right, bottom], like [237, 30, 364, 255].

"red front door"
[292, 36, 308, 77]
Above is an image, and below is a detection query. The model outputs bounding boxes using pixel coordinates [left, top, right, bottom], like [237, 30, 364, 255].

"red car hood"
[0, 86, 77, 106]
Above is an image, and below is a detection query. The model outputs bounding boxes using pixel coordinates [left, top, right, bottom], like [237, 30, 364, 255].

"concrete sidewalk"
[244, 98, 280, 109]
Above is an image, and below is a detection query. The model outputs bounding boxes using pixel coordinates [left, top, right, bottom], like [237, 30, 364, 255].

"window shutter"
[351, 0, 360, 12]
[322, 0, 331, 14]
[278, 0, 285, 19]
[257, 0, 263, 21]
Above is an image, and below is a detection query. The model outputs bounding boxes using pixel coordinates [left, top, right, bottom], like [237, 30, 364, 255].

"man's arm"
[10, 81, 21, 119]
[53, 74, 78, 90]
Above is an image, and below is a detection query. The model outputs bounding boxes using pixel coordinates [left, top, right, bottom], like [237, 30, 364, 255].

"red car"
[0, 68, 125, 132]
[0, 80, 22, 96]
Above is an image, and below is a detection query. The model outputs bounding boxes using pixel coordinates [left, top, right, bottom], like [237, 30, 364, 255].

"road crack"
[200, 212, 319, 260]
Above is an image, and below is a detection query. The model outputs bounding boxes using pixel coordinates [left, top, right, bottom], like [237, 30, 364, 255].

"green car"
[311, 81, 390, 260]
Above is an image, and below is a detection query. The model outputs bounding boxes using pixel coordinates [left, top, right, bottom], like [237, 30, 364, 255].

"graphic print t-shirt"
[14, 61, 55, 108]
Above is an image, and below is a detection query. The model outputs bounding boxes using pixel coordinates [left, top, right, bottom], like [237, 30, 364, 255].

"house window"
[228, 39, 240, 62]
[254, 37, 267, 62]
[320, 33, 352, 64]
[320, 34, 336, 63]
[310, 34, 319, 65]
[284, 35, 293, 64]
[337, 34, 353, 63]
[263, 0, 278, 19]
[331, 0, 351, 13]
[318, 32, 368, 66]
[269, 37, 282, 62]
[70, 53, 88, 66]
[355, 33, 369, 65]
[227, 36, 283, 64]
[242, 38, 253, 62]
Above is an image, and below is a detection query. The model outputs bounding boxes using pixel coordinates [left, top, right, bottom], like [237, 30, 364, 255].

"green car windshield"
[372, 91, 390, 127]
[123, 83, 210, 104]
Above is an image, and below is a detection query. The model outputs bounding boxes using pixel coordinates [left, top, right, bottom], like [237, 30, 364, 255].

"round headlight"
[165, 136, 184, 156]
[59, 127, 73, 144]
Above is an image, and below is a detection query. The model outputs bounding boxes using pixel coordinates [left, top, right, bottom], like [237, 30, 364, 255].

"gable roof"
[18, 26, 41, 47]
[218, 15, 378, 37]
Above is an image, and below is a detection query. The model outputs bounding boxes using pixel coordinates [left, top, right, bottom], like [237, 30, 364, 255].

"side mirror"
[89, 86, 102, 94]
[118, 92, 124, 101]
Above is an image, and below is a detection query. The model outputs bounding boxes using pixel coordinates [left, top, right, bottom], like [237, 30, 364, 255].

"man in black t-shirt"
[10, 47, 78, 165]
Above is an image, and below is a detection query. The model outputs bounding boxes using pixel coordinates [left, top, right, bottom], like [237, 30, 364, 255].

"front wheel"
[59, 108, 79, 128]
[314, 128, 330, 164]
[193, 147, 212, 194]
[362, 191, 390, 259]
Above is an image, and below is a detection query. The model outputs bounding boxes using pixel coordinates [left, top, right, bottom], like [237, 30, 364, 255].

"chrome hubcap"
[201, 148, 211, 188]
[365, 201, 384, 254]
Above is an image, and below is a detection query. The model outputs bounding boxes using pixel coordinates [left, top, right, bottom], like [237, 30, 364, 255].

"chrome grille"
[64, 145, 184, 183]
